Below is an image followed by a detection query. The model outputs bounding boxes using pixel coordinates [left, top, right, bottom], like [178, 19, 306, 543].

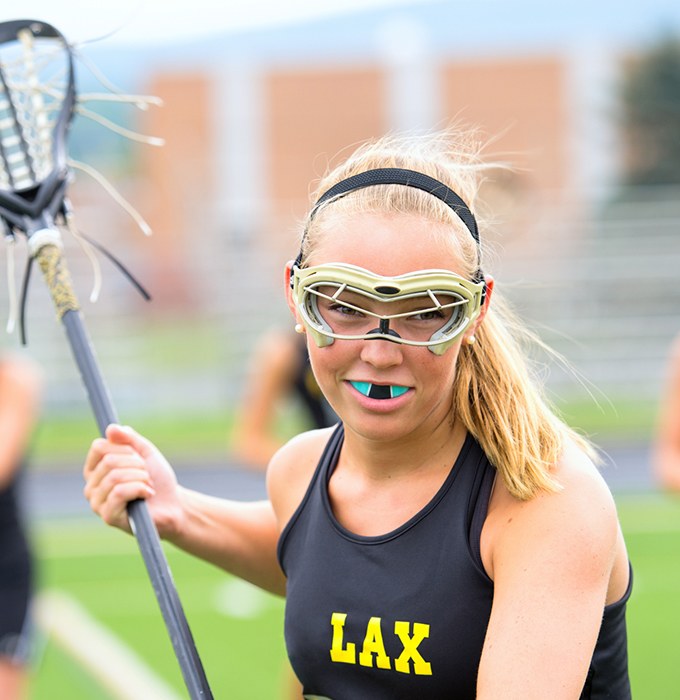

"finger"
[84, 454, 151, 504]
[97, 480, 156, 532]
[86, 466, 155, 518]
[105, 424, 156, 459]
[83, 435, 137, 477]
[84, 446, 146, 494]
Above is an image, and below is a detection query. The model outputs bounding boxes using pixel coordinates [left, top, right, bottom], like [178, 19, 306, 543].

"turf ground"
[25, 490, 680, 699]
[29, 516, 288, 699]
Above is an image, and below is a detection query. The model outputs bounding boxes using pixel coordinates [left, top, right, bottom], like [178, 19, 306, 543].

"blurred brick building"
[135, 38, 620, 308]
[11, 8, 678, 418]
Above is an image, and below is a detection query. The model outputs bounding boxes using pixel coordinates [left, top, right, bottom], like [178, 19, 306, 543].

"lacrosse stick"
[0, 19, 213, 698]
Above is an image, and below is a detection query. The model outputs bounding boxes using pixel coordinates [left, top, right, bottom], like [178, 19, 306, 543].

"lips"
[350, 381, 409, 400]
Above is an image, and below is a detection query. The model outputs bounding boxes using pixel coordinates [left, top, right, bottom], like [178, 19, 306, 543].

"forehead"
[307, 212, 466, 277]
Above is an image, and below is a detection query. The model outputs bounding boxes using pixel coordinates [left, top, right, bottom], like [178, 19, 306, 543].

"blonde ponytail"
[455, 294, 597, 500]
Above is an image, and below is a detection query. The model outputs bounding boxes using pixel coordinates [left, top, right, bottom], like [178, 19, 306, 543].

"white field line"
[33, 590, 183, 700]
[213, 577, 276, 618]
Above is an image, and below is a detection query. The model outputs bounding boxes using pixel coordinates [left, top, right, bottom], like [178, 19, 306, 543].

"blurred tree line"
[620, 33, 680, 186]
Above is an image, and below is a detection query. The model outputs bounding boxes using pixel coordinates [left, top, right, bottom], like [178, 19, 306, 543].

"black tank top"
[0, 465, 31, 586]
[278, 424, 631, 699]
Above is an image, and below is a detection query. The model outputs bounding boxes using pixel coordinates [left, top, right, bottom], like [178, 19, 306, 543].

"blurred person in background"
[231, 327, 337, 698]
[653, 332, 680, 491]
[231, 327, 337, 471]
[0, 352, 43, 700]
[83, 127, 632, 699]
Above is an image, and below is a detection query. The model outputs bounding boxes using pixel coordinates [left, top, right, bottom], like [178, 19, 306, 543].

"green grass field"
[25, 491, 680, 699]
[29, 389, 660, 468]
[29, 518, 289, 699]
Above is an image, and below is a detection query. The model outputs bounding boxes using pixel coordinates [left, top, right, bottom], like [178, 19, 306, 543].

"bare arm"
[653, 334, 680, 491]
[172, 490, 284, 593]
[84, 424, 286, 595]
[477, 445, 625, 699]
[0, 354, 43, 488]
[230, 330, 299, 469]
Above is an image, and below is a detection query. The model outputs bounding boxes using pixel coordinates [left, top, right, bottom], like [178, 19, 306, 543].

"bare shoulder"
[485, 437, 621, 580]
[555, 437, 618, 504]
[266, 426, 337, 532]
[523, 437, 616, 531]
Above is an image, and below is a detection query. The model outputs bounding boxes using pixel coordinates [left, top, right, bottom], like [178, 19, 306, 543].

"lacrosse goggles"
[291, 262, 485, 355]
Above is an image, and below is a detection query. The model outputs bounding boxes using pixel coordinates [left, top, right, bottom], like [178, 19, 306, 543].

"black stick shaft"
[37, 242, 213, 699]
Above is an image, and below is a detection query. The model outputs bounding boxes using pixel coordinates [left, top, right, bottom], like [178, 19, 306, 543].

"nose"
[359, 334, 404, 368]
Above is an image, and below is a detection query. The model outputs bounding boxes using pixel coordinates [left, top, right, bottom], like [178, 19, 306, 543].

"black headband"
[293, 167, 485, 290]
[310, 168, 479, 244]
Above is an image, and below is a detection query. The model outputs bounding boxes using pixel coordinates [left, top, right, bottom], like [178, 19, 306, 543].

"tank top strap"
[466, 446, 496, 570]
[277, 423, 345, 572]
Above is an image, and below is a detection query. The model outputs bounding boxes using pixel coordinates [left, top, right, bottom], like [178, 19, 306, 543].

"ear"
[284, 260, 299, 321]
[464, 275, 494, 342]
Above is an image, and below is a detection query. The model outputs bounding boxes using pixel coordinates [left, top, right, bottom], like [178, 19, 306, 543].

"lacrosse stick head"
[0, 19, 76, 233]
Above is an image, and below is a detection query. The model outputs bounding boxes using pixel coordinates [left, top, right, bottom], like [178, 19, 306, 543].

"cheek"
[306, 340, 364, 401]
[422, 347, 462, 390]
[305, 345, 351, 416]
[306, 342, 343, 383]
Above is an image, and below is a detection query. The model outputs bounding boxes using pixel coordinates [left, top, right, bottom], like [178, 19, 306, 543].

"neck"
[340, 412, 464, 481]
[327, 414, 468, 537]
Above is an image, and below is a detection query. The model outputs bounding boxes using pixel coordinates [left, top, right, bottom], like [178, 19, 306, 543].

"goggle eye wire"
[331, 282, 347, 300]
[305, 284, 472, 331]
[307, 285, 381, 320]
[423, 290, 470, 312]
[427, 288, 442, 308]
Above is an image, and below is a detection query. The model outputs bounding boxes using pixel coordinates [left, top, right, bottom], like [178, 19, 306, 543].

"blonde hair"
[299, 127, 597, 501]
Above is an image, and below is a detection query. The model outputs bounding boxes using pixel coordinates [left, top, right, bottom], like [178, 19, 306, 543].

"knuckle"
[91, 437, 109, 452]
[103, 469, 127, 489]
[100, 453, 116, 470]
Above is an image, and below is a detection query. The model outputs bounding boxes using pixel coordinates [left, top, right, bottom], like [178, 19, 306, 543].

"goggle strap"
[472, 267, 487, 305]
